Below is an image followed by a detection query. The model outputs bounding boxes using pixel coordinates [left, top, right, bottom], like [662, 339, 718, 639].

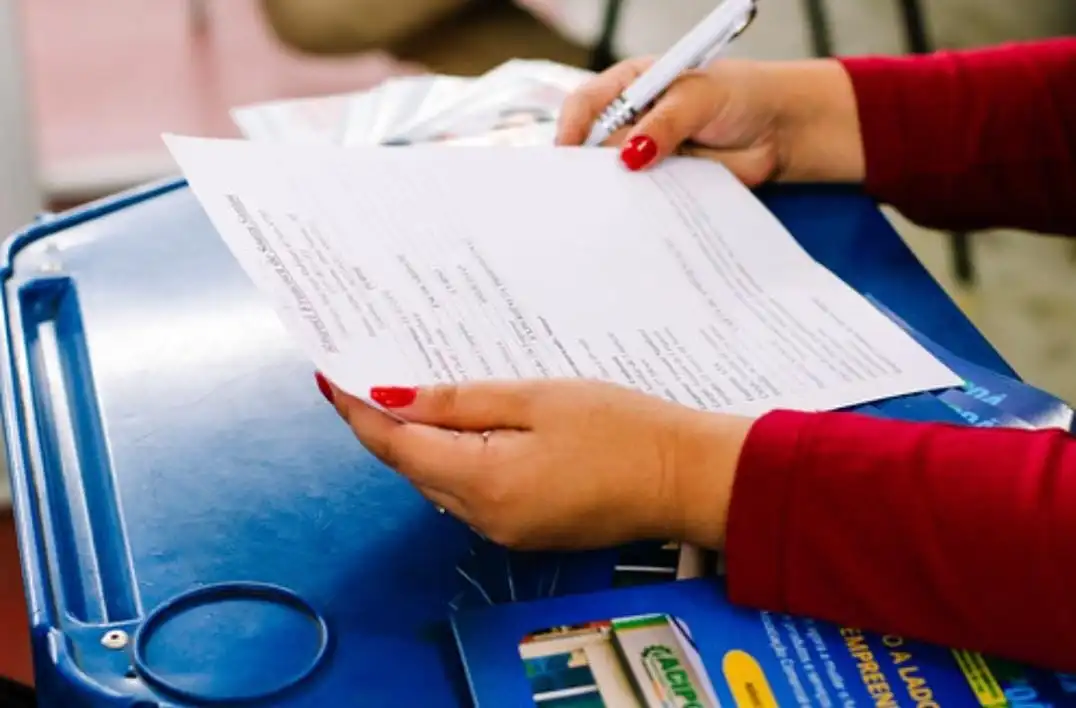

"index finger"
[364, 420, 491, 492]
[327, 380, 501, 492]
[556, 56, 654, 146]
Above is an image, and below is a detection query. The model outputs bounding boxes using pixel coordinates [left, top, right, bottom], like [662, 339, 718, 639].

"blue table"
[0, 180, 1011, 707]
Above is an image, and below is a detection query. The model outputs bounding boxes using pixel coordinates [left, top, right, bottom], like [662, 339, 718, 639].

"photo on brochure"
[517, 614, 721, 708]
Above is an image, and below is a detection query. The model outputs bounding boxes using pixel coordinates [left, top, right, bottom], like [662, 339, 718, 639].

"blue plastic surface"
[1, 179, 1013, 707]
[132, 581, 330, 704]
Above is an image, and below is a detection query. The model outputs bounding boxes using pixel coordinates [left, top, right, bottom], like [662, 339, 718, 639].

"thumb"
[369, 380, 538, 431]
[620, 72, 725, 171]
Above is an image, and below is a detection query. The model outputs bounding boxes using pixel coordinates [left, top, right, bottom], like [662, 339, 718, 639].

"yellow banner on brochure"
[952, 649, 1008, 707]
[722, 650, 778, 707]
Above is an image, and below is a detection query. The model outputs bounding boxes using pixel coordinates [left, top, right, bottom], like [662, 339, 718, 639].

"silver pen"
[583, 0, 758, 147]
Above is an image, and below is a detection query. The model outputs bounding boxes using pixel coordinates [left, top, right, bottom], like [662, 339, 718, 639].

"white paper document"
[163, 135, 960, 416]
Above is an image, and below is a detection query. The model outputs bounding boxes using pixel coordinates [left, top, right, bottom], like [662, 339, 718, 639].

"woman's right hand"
[556, 56, 865, 186]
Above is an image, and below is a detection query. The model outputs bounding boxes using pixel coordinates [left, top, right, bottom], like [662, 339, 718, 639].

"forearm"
[768, 59, 866, 185]
[846, 40, 1076, 236]
[671, 412, 753, 549]
[723, 410, 1076, 671]
[769, 40, 1076, 235]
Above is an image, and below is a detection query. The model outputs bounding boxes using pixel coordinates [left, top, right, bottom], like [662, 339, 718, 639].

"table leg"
[189, 0, 210, 34]
[588, 0, 623, 72]
[801, 0, 835, 57]
[0, 0, 43, 239]
[950, 231, 975, 285]
[896, 0, 930, 53]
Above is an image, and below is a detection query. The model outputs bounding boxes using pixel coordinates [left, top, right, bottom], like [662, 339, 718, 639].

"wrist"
[666, 412, 754, 550]
[766, 59, 866, 183]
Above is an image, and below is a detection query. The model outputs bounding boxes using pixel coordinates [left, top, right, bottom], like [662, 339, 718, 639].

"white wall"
[0, 0, 41, 236]
[0, 0, 40, 508]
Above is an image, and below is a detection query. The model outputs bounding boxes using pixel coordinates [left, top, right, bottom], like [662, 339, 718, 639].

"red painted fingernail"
[370, 386, 418, 408]
[620, 134, 657, 171]
[315, 372, 333, 403]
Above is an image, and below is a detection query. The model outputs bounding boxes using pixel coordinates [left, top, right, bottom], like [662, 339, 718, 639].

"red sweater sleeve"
[839, 39, 1076, 236]
[725, 410, 1076, 671]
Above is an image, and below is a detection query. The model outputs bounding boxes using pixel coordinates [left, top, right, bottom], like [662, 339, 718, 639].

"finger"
[326, 381, 489, 479]
[415, 484, 468, 519]
[369, 381, 539, 431]
[361, 416, 491, 489]
[556, 56, 653, 146]
[621, 72, 725, 170]
[599, 125, 632, 147]
[320, 372, 403, 448]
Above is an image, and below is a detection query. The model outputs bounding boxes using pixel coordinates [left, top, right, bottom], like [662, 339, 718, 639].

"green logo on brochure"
[641, 645, 704, 708]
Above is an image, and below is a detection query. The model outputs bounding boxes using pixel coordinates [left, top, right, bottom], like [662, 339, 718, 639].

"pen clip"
[730, 0, 759, 40]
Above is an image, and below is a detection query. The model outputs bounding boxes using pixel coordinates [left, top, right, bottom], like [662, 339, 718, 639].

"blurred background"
[1, 0, 1074, 690]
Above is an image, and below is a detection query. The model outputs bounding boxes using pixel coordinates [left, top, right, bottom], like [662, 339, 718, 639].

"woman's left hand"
[316, 376, 753, 551]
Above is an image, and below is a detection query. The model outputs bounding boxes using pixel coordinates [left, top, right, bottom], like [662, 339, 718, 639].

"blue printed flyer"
[870, 392, 969, 425]
[453, 579, 1076, 707]
[866, 296, 1074, 431]
[938, 389, 1034, 429]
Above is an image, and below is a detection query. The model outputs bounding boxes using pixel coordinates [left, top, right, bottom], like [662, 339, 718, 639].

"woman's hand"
[317, 376, 753, 551]
[557, 56, 865, 185]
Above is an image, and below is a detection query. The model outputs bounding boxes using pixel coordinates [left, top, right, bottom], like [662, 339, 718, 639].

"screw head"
[101, 629, 129, 650]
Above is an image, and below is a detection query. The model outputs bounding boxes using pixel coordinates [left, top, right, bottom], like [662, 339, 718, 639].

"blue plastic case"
[0, 179, 1013, 707]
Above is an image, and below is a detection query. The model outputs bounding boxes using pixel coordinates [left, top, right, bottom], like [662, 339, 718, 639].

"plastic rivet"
[102, 629, 129, 650]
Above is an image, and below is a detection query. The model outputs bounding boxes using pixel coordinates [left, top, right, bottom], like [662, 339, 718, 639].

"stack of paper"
[231, 59, 593, 148]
